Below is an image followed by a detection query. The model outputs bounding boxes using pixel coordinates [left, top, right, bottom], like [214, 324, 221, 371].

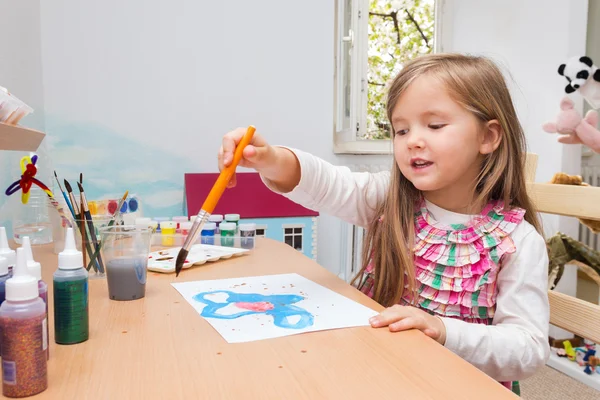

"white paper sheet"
[171, 273, 378, 343]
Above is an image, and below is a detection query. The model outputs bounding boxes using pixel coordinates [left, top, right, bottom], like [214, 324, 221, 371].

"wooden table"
[9, 238, 515, 399]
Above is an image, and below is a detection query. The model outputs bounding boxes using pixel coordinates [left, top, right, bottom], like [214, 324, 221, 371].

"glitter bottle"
[53, 227, 89, 345]
[0, 247, 48, 398]
[22, 237, 49, 360]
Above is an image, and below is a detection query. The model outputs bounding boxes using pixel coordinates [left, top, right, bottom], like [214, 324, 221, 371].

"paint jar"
[135, 217, 152, 229]
[11, 186, 53, 245]
[99, 225, 151, 301]
[127, 195, 140, 213]
[107, 200, 119, 215]
[208, 215, 223, 233]
[88, 201, 98, 215]
[200, 222, 217, 245]
[239, 223, 256, 250]
[224, 214, 240, 231]
[180, 221, 193, 236]
[172, 216, 189, 229]
[160, 221, 177, 246]
[153, 217, 170, 233]
[53, 228, 89, 345]
[0, 248, 47, 398]
[96, 200, 107, 216]
[219, 222, 236, 247]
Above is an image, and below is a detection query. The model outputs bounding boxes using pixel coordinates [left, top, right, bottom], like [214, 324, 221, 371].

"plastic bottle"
[11, 186, 52, 245]
[22, 237, 49, 360]
[0, 248, 47, 397]
[0, 228, 16, 276]
[53, 227, 89, 345]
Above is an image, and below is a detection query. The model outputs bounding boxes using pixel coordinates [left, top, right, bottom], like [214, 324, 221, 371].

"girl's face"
[391, 75, 500, 212]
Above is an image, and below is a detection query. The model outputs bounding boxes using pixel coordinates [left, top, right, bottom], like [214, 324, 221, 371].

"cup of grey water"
[98, 225, 152, 301]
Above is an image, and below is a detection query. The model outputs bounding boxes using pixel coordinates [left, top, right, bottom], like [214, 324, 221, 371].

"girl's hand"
[369, 305, 447, 345]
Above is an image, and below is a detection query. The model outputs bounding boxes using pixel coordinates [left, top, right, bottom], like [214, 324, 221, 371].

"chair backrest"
[526, 152, 600, 344]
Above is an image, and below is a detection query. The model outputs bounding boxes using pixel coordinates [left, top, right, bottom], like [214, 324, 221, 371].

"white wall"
[0, 1, 589, 280]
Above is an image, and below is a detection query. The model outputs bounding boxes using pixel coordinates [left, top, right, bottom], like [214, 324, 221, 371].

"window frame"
[333, 0, 453, 154]
[282, 224, 304, 251]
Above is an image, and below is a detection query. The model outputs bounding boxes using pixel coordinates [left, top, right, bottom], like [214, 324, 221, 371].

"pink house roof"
[184, 172, 319, 219]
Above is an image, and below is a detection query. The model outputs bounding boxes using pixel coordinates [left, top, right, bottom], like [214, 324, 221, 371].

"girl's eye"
[429, 124, 446, 130]
[395, 129, 408, 136]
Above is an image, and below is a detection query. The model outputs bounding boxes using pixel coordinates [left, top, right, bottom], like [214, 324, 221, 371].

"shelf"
[547, 352, 600, 391]
[527, 182, 600, 221]
[0, 121, 45, 151]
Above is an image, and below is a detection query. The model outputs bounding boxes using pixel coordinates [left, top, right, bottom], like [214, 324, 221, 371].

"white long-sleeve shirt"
[262, 147, 550, 382]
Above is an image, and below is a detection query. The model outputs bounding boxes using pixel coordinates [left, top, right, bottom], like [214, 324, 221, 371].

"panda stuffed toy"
[558, 56, 600, 109]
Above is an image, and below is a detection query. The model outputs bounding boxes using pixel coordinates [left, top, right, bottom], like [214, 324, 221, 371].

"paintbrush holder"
[72, 216, 113, 278]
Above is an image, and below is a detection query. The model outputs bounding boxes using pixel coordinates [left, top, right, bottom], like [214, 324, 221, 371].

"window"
[255, 225, 267, 237]
[334, 0, 452, 154]
[283, 225, 304, 251]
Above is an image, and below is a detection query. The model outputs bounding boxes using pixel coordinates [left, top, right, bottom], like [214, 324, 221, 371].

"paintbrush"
[87, 190, 128, 263]
[175, 125, 256, 276]
[64, 179, 98, 272]
[54, 171, 75, 218]
[77, 181, 105, 273]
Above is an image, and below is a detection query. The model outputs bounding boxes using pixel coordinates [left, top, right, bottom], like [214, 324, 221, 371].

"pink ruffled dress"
[358, 199, 525, 395]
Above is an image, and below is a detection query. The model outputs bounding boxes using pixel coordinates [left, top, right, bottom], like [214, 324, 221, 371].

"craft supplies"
[0, 257, 9, 304]
[224, 214, 240, 229]
[219, 223, 236, 247]
[0, 248, 47, 397]
[53, 228, 89, 345]
[0, 228, 16, 275]
[22, 237, 49, 360]
[149, 221, 158, 233]
[200, 222, 217, 245]
[148, 244, 249, 273]
[160, 221, 177, 246]
[77, 182, 105, 273]
[239, 223, 256, 250]
[208, 214, 223, 233]
[7, 155, 71, 244]
[0, 86, 33, 125]
[63, 179, 99, 273]
[172, 216, 189, 230]
[176, 125, 256, 276]
[180, 221, 193, 236]
[99, 225, 151, 301]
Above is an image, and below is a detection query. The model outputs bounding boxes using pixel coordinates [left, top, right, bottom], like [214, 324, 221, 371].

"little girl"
[218, 53, 550, 395]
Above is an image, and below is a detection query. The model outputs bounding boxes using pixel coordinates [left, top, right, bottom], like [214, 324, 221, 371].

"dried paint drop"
[278, 366, 283, 369]
[301, 350, 307, 353]
[122, 331, 128, 334]
[217, 352, 222, 355]
[174, 301, 179, 304]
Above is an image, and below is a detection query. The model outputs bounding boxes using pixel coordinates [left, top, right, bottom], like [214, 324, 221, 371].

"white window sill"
[333, 138, 393, 155]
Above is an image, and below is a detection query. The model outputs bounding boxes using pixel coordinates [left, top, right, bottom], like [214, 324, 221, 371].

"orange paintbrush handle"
[201, 125, 256, 213]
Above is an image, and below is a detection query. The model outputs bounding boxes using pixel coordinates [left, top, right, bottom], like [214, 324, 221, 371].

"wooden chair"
[526, 153, 600, 345]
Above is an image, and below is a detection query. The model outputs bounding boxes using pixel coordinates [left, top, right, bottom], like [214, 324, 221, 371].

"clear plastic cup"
[98, 225, 151, 301]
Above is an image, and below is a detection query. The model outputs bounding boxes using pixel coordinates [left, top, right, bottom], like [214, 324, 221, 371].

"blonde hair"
[352, 53, 542, 307]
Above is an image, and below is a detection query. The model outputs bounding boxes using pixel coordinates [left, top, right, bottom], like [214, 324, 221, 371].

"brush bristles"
[63, 179, 73, 193]
[175, 249, 189, 277]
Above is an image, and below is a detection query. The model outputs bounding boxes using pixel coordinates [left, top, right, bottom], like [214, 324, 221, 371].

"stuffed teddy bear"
[558, 56, 600, 109]
[543, 96, 600, 152]
[549, 172, 600, 233]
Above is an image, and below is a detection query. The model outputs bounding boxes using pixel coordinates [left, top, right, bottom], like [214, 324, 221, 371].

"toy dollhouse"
[184, 172, 319, 260]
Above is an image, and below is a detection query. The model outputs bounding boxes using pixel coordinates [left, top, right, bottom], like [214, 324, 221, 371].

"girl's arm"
[440, 222, 550, 382]
[261, 147, 390, 229]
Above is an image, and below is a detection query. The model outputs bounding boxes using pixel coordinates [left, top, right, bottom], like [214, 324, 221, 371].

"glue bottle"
[0, 256, 9, 305]
[0, 248, 47, 398]
[22, 237, 49, 360]
[0, 228, 16, 276]
[53, 227, 89, 345]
